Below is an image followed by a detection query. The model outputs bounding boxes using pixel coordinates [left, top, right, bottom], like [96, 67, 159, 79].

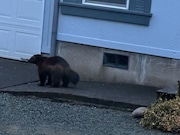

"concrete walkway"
[0, 58, 158, 110]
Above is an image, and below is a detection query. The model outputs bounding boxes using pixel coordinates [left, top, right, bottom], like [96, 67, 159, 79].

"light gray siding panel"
[57, 0, 180, 59]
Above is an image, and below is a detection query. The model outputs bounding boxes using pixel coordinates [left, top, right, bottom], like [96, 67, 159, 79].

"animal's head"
[28, 54, 44, 65]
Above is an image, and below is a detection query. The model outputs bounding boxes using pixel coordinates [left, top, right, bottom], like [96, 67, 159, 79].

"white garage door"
[0, 0, 45, 60]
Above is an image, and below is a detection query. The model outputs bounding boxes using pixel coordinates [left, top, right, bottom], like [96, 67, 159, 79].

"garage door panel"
[0, 0, 45, 60]
[17, 0, 44, 24]
[0, 0, 12, 18]
[15, 31, 41, 55]
[0, 29, 11, 52]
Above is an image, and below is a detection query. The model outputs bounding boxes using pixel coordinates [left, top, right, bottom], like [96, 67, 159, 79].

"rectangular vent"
[103, 53, 129, 70]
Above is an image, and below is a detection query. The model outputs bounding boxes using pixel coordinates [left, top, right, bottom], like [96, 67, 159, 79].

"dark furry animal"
[28, 54, 79, 87]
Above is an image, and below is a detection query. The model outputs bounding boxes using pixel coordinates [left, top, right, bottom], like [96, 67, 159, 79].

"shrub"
[140, 97, 180, 133]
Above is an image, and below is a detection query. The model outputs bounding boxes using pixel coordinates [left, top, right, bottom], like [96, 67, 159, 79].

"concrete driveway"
[0, 58, 158, 109]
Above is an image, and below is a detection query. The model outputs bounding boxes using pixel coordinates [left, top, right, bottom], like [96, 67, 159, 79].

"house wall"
[56, 42, 180, 88]
[57, 0, 180, 59]
[56, 0, 180, 87]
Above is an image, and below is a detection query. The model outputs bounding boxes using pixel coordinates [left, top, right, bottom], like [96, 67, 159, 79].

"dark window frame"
[60, 0, 152, 26]
[82, 0, 129, 10]
[103, 53, 129, 70]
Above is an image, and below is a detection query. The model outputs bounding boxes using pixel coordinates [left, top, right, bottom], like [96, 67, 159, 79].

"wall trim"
[42, 0, 59, 55]
[60, 2, 152, 26]
[57, 33, 180, 59]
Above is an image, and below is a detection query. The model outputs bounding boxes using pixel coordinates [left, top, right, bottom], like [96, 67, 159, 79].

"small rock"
[132, 107, 148, 118]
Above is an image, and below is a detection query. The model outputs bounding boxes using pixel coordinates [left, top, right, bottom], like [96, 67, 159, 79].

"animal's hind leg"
[61, 76, 70, 87]
[52, 74, 61, 87]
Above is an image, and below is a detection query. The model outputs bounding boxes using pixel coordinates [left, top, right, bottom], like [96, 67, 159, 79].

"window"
[60, 0, 152, 26]
[82, 0, 130, 10]
[103, 53, 129, 70]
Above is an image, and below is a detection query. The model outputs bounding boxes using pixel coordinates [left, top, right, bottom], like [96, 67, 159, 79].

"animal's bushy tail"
[68, 69, 80, 85]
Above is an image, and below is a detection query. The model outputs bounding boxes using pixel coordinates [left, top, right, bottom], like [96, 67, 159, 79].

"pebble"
[132, 107, 148, 118]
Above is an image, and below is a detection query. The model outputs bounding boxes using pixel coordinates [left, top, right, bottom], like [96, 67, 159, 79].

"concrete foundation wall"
[56, 41, 180, 88]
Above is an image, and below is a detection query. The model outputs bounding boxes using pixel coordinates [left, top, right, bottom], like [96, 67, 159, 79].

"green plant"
[140, 97, 180, 133]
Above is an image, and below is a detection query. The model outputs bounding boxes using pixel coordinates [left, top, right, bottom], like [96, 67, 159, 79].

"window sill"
[60, 2, 152, 26]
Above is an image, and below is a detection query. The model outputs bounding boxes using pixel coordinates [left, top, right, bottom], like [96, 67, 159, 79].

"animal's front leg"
[46, 75, 52, 85]
[38, 73, 46, 86]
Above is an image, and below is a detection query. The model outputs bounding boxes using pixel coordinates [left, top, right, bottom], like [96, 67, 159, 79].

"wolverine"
[28, 54, 79, 87]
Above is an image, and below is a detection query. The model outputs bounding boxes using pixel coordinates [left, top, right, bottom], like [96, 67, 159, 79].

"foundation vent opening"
[103, 53, 129, 70]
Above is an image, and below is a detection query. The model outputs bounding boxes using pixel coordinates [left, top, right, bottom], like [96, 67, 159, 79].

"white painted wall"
[57, 0, 180, 59]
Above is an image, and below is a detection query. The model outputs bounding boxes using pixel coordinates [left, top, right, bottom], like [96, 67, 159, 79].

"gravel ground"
[0, 93, 173, 135]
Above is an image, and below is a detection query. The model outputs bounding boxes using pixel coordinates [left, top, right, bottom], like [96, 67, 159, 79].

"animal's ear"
[28, 55, 37, 63]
